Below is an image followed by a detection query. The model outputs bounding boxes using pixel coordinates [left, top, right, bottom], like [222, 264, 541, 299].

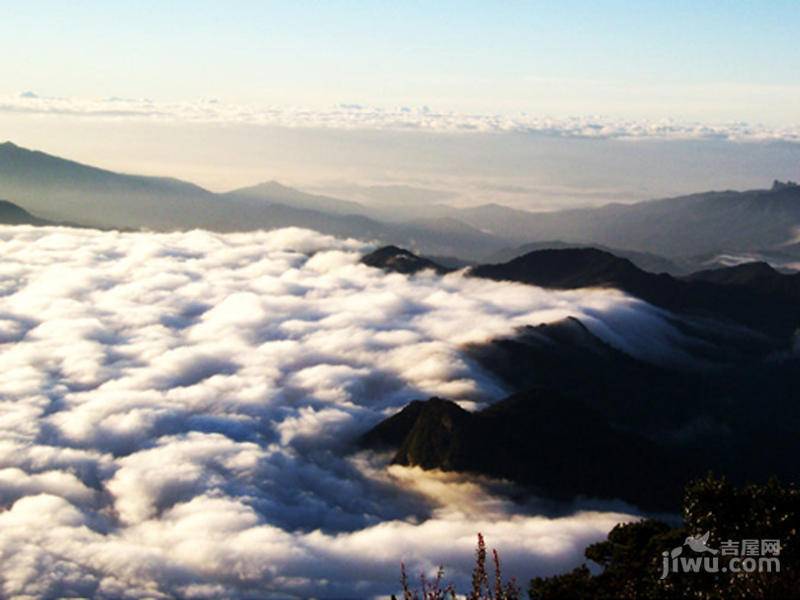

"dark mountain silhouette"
[361, 389, 690, 511]
[470, 248, 800, 342]
[0, 199, 53, 225]
[362, 243, 800, 346]
[485, 240, 688, 274]
[379, 397, 475, 472]
[686, 261, 800, 302]
[0, 198, 88, 229]
[361, 399, 428, 450]
[360, 243, 800, 510]
[466, 317, 800, 433]
[361, 246, 453, 275]
[363, 315, 800, 511]
[472, 248, 646, 288]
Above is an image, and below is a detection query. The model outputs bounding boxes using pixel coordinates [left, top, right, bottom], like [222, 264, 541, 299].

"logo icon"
[660, 534, 780, 579]
[684, 531, 718, 555]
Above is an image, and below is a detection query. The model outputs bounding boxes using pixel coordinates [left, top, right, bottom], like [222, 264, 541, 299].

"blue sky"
[2, 1, 798, 122]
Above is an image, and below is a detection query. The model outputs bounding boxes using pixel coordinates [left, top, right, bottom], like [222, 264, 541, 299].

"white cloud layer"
[4, 92, 800, 142]
[0, 225, 674, 598]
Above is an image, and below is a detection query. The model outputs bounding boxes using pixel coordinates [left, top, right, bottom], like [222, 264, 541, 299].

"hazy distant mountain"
[318, 183, 458, 207]
[6, 141, 800, 264]
[306, 183, 458, 222]
[451, 202, 545, 237]
[0, 142, 507, 258]
[0, 199, 53, 225]
[0, 141, 225, 230]
[225, 181, 369, 215]
[408, 216, 487, 235]
[353, 181, 800, 264]
[0, 197, 88, 229]
[454, 182, 800, 258]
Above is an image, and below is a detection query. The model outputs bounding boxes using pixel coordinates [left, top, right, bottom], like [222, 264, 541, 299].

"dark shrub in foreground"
[529, 475, 800, 599]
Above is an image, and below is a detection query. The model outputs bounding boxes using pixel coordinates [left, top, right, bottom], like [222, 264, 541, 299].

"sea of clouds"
[0, 225, 688, 598]
[5, 92, 800, 142]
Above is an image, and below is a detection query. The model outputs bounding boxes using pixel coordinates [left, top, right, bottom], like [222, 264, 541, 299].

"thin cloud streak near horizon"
[4, 92, 800, 143]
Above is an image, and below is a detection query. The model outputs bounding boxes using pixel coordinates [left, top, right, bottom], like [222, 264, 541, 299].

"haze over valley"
[3, 141, 800, 271]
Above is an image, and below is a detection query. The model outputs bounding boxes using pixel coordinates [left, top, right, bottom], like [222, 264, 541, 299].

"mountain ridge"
[0, 198, 53, 226]
[361, 389, 689, 511]
[225, 180, 369, 216]
[4, 141, 800, 266]
[364, 244, 800, 346]
[0, 142, 507, 258]
[361, 311, 800, 511]
[470, 247, 800, 341]
[686, 261, 800, 302]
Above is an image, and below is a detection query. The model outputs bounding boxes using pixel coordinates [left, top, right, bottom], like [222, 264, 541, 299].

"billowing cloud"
[0, 225, 674, 598]
[3, 93, 800, 142]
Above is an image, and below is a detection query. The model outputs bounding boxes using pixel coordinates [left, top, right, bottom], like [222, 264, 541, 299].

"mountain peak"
[0, 198, 52, 225]
[471, 247, 644, 289]
[362, 246, 451, 275]
[686, 261, 800, 302]
[689, 260, 780, 282]
[253, 180, 290, 191]
[772, 180, 799, 192]
[0, 141, 23, 152]
[360, 390, 684, 510]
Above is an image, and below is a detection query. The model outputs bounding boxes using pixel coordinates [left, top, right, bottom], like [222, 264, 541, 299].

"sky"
[3, 0, 799, 121]
[0, 1, 798, 204]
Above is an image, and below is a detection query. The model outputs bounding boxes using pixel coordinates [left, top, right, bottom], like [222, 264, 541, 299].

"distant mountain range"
[2, 141, 800, 269]
[0, 142, 504, 258]
[448, 182, 800, 259]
